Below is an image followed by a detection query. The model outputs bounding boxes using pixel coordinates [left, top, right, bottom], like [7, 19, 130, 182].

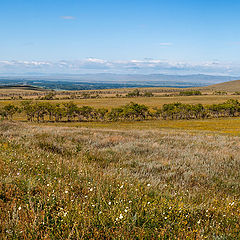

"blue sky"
[1, 0, 240, 75]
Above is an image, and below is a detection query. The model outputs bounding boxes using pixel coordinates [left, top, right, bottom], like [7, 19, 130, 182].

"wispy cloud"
[0, 59, 239, 75]
[159, 42, 173, 46]
[61, 16, 76, 20]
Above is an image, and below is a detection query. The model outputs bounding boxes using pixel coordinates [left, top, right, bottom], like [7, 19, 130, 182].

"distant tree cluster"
[213, 91, 227, 95]
[1, 99, 240, 122]
[126, 89, 154, 97]
[179, 90, 202, 96]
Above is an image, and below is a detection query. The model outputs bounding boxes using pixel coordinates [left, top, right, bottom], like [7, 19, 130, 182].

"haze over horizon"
[1, 0, 240, 76]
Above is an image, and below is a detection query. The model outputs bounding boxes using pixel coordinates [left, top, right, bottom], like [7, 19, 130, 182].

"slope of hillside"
[205, 79, 240, 92]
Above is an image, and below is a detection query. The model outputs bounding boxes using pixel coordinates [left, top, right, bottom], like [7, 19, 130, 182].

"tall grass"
[0, 121, 240, 239]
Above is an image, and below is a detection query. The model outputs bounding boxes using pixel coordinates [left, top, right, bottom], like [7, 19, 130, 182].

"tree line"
[1, 99, 240, 122]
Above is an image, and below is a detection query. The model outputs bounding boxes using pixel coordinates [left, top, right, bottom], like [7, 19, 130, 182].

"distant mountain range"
[0, 73, 239, 90]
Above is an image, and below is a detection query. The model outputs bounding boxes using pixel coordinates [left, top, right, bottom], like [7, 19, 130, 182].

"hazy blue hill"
[0, 73, 238, 90]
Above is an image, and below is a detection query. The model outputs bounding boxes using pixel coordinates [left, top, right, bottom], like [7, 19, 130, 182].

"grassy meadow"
[1, 90, 240, 238]
[1, 94, 240, 109]
[35, 117, 240, 136]
[1, 120, 240, 238]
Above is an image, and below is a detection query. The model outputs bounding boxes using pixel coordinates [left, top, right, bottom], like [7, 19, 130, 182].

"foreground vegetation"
[0, 121, 240, 239]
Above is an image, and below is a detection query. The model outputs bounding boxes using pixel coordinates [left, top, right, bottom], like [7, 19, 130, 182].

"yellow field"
[31, 117, 240, 136]
[1, 94, 240, 109]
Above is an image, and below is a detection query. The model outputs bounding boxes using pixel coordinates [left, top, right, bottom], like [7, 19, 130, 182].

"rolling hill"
[204, 79, 240, 92]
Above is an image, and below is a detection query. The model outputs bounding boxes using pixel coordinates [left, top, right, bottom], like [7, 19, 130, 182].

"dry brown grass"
[1, 94, 240, 110]
[34, 117, 240, 136]
[204, 79, 240, 92]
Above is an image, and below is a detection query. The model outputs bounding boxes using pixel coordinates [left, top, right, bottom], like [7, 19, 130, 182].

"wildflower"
[120, 185, 124, 189]
[99, 211, 102, 214]
[89, 188, 93, 192]
[65, 190, 68, 194]
[124, 209, 128, 213]
[108, 201, 111, 205]
[119, 214, 123, 219]
[18, 206, 21, 211]
[47, 184, 50, 187]
[147, 184, 151, 187]
[147, 202, 150, 204]
[129, 200, 132, 203]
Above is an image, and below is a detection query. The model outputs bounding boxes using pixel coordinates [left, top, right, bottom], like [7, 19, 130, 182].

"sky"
[1, 0, 240, 75]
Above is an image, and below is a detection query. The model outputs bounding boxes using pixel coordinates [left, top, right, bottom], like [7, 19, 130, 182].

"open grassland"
[1, 95, 240, 109]
[35, 117, 240, 136]
[0, 121, 240, 239]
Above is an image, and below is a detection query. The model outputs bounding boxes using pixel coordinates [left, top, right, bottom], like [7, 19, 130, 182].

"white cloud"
[86, 58, 106, 64]
[0, 59, 240, 75]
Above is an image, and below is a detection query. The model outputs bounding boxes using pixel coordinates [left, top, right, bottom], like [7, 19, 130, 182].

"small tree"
[3, 104, 19, 120]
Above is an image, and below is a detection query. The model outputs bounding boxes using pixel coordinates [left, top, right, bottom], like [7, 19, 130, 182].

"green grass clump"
[0, 122, 240, 239]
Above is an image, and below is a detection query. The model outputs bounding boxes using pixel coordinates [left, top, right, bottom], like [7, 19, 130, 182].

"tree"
[3, 104, 19, 120]
[126, 89, 141, 97]
[63, 102, 78, 121]
[21, 101, 35, 121]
